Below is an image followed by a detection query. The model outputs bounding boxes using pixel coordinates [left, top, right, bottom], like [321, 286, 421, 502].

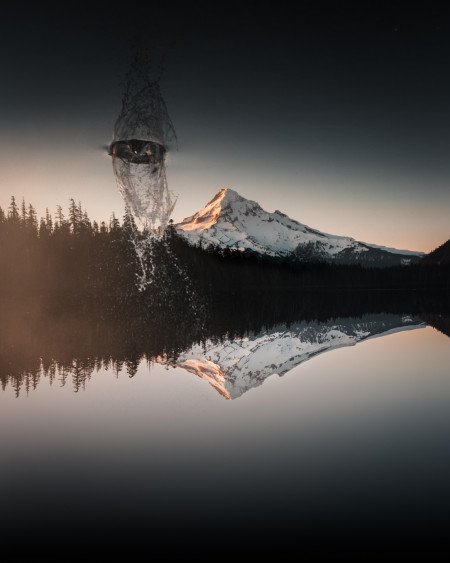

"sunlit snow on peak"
[175, 189, 424, 265]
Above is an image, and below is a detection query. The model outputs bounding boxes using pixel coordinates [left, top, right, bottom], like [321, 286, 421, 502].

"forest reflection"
[1, 289, 449, 397]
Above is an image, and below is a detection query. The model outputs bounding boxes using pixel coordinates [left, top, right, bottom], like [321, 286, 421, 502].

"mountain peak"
[175, 188, 423, 265]
[207, 188, 249, 207]
[176, 188, 258, 232]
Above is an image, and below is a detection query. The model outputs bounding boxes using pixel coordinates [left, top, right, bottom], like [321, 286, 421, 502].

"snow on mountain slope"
[175, 189, 424, 265]
[167, 314, 426, 399]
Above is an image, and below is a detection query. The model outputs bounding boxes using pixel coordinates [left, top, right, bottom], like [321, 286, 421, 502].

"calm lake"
[1, 298, 450, 553]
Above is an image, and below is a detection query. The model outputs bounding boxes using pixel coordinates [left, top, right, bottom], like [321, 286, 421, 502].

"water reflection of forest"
[1, 289, 449, 397]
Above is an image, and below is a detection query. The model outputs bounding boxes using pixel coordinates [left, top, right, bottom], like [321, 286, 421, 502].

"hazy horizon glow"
[1, 4, 449, 253]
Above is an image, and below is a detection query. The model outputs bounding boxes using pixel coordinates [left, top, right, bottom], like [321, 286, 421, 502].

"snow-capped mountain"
[175, 189, 424, 266]
[166, 314, 426, 399]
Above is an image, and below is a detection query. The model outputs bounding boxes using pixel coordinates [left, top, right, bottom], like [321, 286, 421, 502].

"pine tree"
[69, 198, 81, 234]
[8, 196, 19, 222]
[21, 197, 27, 225]
[39, 218, 47, 238]
[27, 204, 38, 233]
[81, 210, 92, 233]
[122, 206, 138, 237]
[109, 212, 120, 232]
[55, 205, 65, 229]
[45, 208, 53, 233]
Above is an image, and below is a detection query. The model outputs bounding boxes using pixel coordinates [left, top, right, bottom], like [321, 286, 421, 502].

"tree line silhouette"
[0, 196, 141, 298]
[1, 285, 449, 397]
[1, 195, 450, 396]
[1, 195, 449, 303]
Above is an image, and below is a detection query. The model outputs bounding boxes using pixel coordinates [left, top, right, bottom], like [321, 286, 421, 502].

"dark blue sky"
[1, 2, 449, 251]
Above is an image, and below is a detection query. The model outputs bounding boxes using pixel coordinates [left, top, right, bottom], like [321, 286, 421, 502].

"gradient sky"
[1, 3, 449, 252]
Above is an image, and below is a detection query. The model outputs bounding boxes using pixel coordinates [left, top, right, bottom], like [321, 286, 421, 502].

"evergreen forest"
[1, 196, 449, 395]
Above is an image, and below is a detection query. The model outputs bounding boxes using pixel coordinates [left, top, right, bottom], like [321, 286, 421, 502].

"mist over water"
[1, 289, 449, 552]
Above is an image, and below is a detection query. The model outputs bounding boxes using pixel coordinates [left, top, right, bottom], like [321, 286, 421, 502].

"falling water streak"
[110, 48, 179, 288]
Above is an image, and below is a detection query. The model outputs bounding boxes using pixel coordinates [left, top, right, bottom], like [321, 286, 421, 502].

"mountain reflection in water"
[1, 290, 448, 398]
[2, 289, 450, 554]
[168, 314, 426, 399]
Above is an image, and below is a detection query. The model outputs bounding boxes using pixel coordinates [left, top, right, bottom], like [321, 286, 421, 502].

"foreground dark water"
[1, 290, 449, 553]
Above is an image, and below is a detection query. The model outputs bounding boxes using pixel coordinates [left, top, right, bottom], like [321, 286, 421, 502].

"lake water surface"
[1, 304, 449, 553]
